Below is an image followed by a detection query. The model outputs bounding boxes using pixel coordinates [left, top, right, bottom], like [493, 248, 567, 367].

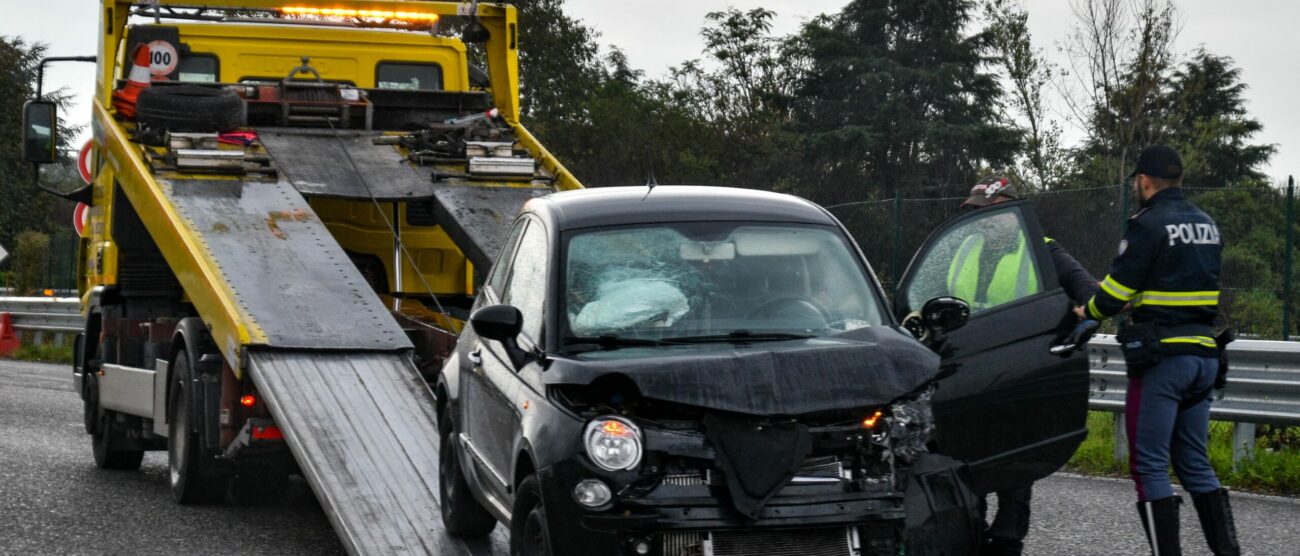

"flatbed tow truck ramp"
[25, 2, 578, 553]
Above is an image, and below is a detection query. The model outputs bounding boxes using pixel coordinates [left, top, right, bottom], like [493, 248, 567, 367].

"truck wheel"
[136, 85, 243, 133]
[91, 410, 144, 471]
[82, 369, 100, 435]
[510, 475, 552, 556]
[168, 348, 228, 504]
[439, 411, 496, 537]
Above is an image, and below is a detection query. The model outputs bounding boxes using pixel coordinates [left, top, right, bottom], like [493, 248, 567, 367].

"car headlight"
[583, 416, 643, 471]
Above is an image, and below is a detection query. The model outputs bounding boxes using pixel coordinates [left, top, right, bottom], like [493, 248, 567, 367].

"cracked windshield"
[563, 222, 885, 342]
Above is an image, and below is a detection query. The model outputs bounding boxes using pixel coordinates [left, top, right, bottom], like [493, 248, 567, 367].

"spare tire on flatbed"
[136, 85, 244, 133]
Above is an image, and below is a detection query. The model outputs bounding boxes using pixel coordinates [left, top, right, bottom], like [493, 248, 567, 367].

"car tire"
[439, 411, 497, 537]
[168, 348, 228, 504]
[510, 475, 552, 556]
[136, 85, 243, 133]
[91, 410, 144, 471]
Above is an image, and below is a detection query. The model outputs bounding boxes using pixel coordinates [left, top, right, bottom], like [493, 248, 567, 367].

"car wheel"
[439, 411, 497, 537]
[510, 475, 551, 556]
[91, 410, 144, 471]
[168, 348, 228, 504]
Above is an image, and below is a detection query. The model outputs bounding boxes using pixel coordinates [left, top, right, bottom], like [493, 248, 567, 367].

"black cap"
[962, 176, 1019, 208]
[1130, 145, 1184, 179]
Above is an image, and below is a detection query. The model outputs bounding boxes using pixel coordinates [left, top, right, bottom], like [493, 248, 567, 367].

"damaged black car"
[435, 186, 1089, 555]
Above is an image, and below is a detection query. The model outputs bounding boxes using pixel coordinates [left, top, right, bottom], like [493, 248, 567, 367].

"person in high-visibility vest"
[955, 176, 1097, 556]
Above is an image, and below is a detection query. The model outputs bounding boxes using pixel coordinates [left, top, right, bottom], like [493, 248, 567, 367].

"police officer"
[957, 176, 1097, 555]
[1077, 145, 1240, 555]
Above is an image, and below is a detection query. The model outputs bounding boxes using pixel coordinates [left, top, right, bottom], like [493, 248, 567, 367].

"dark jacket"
[1045, 239, 1097, 305]
[1085, 187, 1222, 355]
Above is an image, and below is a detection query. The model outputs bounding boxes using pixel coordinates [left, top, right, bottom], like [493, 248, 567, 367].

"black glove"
[1051, 319, 1100, 357]
[1214, 329, 1235, 390]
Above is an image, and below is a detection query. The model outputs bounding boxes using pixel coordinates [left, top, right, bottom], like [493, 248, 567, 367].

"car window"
[562, 222, 885, 341]
[177, 54, 218, 83]
[486, 220, 528, 296]
[501, 220, 548, 342]
[902, 206, 1042, 314]
[376, 62, 443, 91]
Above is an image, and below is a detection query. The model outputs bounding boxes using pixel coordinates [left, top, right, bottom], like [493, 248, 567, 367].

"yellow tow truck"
[21, 1, 578, 552]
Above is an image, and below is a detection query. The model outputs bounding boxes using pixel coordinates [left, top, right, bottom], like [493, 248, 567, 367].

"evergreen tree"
[1165, 49, 1275, 188]
[794, 0, 1020, 203]
[0, 36, 77, 254]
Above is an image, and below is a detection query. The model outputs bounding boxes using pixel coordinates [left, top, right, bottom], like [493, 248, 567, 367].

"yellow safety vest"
[946, 233, 1039, 309]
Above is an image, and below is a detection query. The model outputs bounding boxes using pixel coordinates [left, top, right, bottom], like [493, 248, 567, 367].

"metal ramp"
[158, 178, 508, 553]
[249, 350, 508, 555]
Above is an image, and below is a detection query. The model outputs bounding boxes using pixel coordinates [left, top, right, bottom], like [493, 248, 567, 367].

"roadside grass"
[1067, 411, 1300, 496]
[4, 343, 75, 365]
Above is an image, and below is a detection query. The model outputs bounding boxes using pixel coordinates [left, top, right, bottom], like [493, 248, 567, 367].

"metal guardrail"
[1087, 334, 1300, 465]
[0, 297, 83, 334]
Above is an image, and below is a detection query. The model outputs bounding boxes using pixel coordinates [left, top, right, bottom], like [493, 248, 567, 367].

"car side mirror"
[22, 100, 58, 164]
[921, 296, 970, 334]
[470, 304, 528, 368]
[471, 304, 523, 342]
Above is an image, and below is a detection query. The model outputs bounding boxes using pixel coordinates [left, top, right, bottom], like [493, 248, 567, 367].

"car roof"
[528, 186, 836, 231]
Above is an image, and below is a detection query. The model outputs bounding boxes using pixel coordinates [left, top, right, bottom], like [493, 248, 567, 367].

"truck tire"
[439, 409, 496, 537]
[168, 348, 228, 504]
[136, 85, 243, 133]
[510, 475, 552, 556]
[91, 409, 145, 471]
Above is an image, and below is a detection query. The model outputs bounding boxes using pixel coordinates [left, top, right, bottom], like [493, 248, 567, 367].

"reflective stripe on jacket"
[1085, 187, 1222, 355]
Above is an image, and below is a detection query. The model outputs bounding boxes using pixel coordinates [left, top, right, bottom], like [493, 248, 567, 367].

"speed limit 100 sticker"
[146, 40, 179, 76]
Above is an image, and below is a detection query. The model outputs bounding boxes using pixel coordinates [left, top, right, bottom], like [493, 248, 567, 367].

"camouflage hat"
[961, 176, 1019, 208]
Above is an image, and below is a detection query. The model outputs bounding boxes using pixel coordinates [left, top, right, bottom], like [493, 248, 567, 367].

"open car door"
[894, 199, 1089, 495]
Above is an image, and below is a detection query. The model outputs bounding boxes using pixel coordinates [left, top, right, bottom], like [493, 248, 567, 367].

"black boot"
[1136, 496, 1182, 555]
[1192, 488, 1241, 556]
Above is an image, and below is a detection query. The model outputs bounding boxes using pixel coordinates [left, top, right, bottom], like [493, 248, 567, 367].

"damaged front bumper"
[538, 456, 906, 556]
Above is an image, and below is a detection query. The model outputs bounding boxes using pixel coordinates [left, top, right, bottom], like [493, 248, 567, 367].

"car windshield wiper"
[661, 330, 815, 344]
[560, 335, 684, 350]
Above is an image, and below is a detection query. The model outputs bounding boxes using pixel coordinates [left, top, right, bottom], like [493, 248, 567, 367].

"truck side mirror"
[22, 100, 58, 164]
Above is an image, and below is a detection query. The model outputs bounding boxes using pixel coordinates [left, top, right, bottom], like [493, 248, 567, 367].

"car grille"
[662, 456, 846, 487]
[661, 527, 856, 556]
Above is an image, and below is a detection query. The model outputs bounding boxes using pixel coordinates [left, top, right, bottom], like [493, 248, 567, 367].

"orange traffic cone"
[112, 44, 152, 119]
[0, 313, 20, 357]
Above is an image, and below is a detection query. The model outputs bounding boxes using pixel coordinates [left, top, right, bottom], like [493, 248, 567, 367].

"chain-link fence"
[0, 230, 78, 296]
[829, 181, 1299, 340]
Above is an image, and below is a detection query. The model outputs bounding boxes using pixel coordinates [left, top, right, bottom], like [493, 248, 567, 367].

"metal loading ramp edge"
[247, 350, 505, 555]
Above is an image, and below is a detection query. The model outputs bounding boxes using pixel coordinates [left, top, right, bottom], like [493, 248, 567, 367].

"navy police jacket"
[1085, 187, 1221, 356]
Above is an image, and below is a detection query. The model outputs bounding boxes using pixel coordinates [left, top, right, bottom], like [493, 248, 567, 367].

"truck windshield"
[562, 222, 885, 344]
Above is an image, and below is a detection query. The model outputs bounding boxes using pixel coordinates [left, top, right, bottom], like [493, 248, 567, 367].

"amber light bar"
[280, 6, 441, 21]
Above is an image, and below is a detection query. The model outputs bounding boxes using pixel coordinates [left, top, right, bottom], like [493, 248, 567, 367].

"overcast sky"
[6, 0, 1296, 185]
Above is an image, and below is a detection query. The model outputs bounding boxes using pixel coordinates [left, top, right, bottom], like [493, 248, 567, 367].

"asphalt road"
[2, 358, 1297, 555]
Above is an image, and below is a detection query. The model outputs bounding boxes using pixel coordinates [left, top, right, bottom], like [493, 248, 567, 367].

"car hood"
[544, 326, 940, 415]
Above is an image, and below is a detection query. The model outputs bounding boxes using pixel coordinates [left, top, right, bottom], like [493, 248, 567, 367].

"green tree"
[794, 0, 1021, 204]
[1164, 49, 1275, 189]
[0, 36, 78, 254]
[13, 230, 49, 295]
[1063, 0, 1178, 187]
[510, 0, 604, 152]
[983, 0, 1069, 190]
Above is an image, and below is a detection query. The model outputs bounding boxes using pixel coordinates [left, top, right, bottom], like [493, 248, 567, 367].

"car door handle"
[469, 351, 483, 367]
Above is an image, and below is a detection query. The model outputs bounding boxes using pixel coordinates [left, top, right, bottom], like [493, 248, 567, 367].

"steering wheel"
[746, 296, 832, 329]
